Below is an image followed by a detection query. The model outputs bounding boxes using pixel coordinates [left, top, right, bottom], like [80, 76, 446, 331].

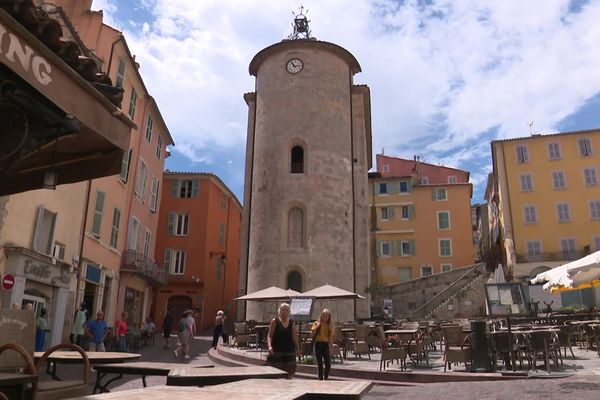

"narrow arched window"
[291, 146, 304, 173]
[288, 207, 303, 248]
[287, 270, 303, 292]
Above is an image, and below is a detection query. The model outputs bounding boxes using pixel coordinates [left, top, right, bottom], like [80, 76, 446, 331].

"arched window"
[288, 207, 304, 248]
[291, 146, 304, 173]
[287, 270, 303, 292]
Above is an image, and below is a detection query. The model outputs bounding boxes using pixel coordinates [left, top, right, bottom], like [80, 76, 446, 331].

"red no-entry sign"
[2, 273, 15, 290]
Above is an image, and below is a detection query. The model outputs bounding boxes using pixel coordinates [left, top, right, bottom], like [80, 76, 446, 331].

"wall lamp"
[210, 252, 226, 264]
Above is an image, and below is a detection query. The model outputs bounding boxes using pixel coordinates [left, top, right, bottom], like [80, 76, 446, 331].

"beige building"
[239, 16, 372, 321]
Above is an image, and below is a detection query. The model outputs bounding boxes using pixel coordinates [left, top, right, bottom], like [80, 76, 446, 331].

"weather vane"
[287, 5, 314, 40]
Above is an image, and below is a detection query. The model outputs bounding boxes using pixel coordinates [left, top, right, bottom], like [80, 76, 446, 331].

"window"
[286, 270, 303, 292]
[578, 137, 592, 156]
[589, 200, 600, 220]
[150, 178, 159, 213]
[127, 217, 142, 252]
[552, 171, 566, 189]
[526, 240, 542, 258]
[420, 176, 429, 184]
[421, 265, 433, 277]
[437, 211, 450, 230]
[145, 114, 153, 143]
[434, 188, 447, 201]
[381, 207, 395, 221]
[156, 136, 163, 159]
[119, 148, 132, 183]
[134, 160, 148, 202]
[128, 88, 137, 119]
[381, 240, 391, 256]
[171, 250, 186, 274]
[290, 146, 304, 173]
[439, 239, 452, 257]
[400, 241, 413, 256]
[400, 205, 414, 220]
[115, 58, 126, 87]
[560, 238, 577, 259]
[524, 205, 537, 224]
[548, 142, 561, 160]
[52, 242, 65, 261]
[91, 190, 106, 237]
[399, 181, 410, 193]
[441, 263, 452, 272]
[168, 212, 189, 236]
[448, 176, 457, 184]
[520, 173, 533, 192]
[594, 236, 600, 251]
[583, 167, 598, 186]
[171, 179, 199, 198]
[218, 223, 225, 245]
[143, 230, 151, 258]
[398, 267, 412, 282]
[556, 203, 571, 222]
[378, 182, 388, 194]
[516, 145, 529, 163]
[288, 208, 304, 248]
[383, 164, 389, 173]
[109, 208, 121, 248]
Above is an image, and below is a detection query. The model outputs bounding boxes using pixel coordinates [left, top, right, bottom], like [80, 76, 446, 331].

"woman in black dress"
[266, 303, 300, 378]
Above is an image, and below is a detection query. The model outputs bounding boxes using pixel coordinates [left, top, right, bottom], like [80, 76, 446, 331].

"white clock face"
[286, 58, 303, 74]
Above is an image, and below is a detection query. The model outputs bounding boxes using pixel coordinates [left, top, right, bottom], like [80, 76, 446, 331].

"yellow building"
[488, 129, 600, 307]
[369, 155, 475, 285]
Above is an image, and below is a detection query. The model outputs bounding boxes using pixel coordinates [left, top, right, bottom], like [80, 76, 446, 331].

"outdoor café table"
[517, 329, 561, 372]
[64, 385, 296, 400]
[384, 329, 419, 364]
[204, 378, 373, 400]
[567, 320, 600, 349]
[340, 328, 356, 359]
[0, 372, 37, 400]
[34, 351, 141, 381]
[92, 361, 214, 393]
[166, 366, 287, 386]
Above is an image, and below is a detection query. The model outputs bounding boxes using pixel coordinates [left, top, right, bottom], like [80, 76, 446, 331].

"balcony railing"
[515, 250, 589, 264]
[121, 250, 167, 286]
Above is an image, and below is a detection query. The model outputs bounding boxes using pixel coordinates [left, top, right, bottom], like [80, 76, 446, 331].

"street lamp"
[210, 252, 227, 306]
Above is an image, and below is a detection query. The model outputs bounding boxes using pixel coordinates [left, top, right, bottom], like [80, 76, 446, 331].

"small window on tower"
[291, 146, 304, 173]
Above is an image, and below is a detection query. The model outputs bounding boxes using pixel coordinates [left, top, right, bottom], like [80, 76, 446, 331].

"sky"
[91, 0, 600, 204]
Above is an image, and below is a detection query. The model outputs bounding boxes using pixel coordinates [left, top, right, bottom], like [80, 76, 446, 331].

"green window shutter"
[409, 240, 416, 256]
[192, 179, 200, 197]
[407, 181, 412, 192]
[388, 207, 395, 220]
[409, 205, 415, 219]
[388, 181, 400, 193]
[375, 240, 381, 256]
[392, 240, 402, 256]
[164, 249, 172, 273]
[374, 182, 381, 195]
[167, 212, 175, 235]
[171, 180, 180, 198]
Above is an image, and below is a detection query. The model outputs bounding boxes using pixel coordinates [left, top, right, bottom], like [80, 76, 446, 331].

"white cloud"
[100, 0, 600, 200]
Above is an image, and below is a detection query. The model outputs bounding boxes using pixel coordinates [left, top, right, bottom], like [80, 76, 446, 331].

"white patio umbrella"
[530, 250, 600, 291]
[235, 286, 301, 300]
[301, 284, 365, 322]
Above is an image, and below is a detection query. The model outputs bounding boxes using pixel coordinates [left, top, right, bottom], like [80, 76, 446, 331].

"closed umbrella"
[494, 264, 506, 283]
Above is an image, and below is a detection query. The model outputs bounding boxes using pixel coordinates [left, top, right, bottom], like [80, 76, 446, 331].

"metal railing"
[121, 249, 167, 285]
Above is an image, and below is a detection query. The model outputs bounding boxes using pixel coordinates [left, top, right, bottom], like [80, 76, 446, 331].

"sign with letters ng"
[0, 309, 36, 369]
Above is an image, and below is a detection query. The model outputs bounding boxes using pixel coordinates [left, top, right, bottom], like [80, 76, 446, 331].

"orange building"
[369, 155, 475, 285]
[154, 173, 242, 332]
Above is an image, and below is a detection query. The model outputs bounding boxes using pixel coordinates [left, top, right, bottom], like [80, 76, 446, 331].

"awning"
[530, 250, 600, 292]
[0, 7, 134, 195]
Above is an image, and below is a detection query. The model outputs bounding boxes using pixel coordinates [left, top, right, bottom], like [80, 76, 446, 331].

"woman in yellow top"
[310, 308, 334, 380]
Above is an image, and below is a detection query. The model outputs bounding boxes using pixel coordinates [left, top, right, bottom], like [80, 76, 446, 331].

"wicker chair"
[347, 325, 371, 359]
[380, 336, 406, 371]
[441, 326, 471, 372]
[232, 322, 256, 348]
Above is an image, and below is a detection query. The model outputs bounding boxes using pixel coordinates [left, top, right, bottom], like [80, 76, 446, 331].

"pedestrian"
[70, 303, 88, 345]
[310, 308, 335, 380]
[86, 310, 108, 351]
[163, 308, 173, 349]
[266, 303, 300, 378]
[115, 312, 128, 352]
[174, 310, 195, 359]
[141, 317, 155, 346]
[212, 310, 229, 349]
[35, 308, 48, 352]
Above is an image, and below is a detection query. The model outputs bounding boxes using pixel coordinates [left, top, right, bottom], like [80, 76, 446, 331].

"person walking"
[212, 310, 229, 349]
[174, 310, 195, 359]
[35, 308, 49, 352]
[86, 311, 108, 351]
[310, 308, 335, 380]
[266, 303, 300, 378]
[115, 312, 128, 352]
[163, 309, 173, 349]
[70, 303, 87, 345]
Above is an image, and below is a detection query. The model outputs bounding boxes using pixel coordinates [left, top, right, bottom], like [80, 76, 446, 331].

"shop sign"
[22, 259, 71, 287]
[0, 22, 53, 86]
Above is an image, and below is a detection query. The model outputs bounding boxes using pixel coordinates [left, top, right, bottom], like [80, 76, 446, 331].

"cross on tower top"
[287, 6, 314, 40]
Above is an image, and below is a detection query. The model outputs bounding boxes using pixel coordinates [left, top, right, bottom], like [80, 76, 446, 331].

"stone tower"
[239, 12, 372, 321]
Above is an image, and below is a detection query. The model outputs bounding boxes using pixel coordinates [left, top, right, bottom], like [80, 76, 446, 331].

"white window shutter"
[32, 206, 45, 251]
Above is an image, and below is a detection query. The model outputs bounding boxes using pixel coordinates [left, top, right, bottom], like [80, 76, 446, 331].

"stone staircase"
[424, 272, 491, 320]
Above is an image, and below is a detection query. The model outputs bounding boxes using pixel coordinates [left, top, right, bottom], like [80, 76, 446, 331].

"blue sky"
[93, 0, 600, 204]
